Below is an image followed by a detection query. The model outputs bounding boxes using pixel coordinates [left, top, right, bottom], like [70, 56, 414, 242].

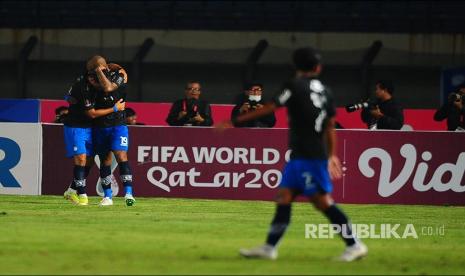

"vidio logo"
[0, 137, 21, 187]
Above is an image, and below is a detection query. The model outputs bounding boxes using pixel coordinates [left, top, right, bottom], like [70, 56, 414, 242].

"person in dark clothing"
[62, 56, 125, 206]
[166, 81, 213, 127]
[361, 80, 404, 130]
[231, 83, 276, 128]
[125, 107, 145, 125]
[433, 84, 465, 131]
[91, 58, 136, 207]
[217, 47, 367, 262]
[54, 106, 69, 123]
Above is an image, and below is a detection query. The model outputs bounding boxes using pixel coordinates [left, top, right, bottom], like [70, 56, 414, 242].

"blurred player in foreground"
[216, 47, 367, 262]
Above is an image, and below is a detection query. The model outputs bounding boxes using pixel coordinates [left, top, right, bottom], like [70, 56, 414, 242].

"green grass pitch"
[0, 195, 464, 275]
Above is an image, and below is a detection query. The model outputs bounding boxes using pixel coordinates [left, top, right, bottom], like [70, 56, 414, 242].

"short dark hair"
[86, 55, 107, 71]
[55, 106, 68, 115]
[125, 107, 136, 117]
[244, 82, 263, 91]
[376, 80, 395, 94]
[185, 80, 201, 89]
[292, 47, 321, 71]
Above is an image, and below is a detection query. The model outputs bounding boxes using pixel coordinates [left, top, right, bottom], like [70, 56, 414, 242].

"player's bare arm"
[95, 65, 119, 93]
[85, 99, 125, 119]
[325, 117, 342, 180]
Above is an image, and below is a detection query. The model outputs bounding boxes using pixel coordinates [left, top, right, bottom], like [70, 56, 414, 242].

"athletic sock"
[124, 186, 133, 196]
[73, 165, 86, 195]
[323, 205, 356, 246]
[119, 161, 133, 196]
[266, 204, 291, 247]
[100, 164, 113, 199]
[69, 181, 77, 191]
[103, 189, 112, 198]
[84, 166, 92, 177]
[69, 165, 92, 193]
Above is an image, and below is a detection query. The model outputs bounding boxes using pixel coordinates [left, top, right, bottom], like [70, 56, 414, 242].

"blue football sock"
[124, 185, 133, 195]
[103, 187, 113, 198]
[100, 164, 112, 198]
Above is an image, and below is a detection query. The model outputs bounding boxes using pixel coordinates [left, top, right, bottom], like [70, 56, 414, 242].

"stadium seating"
[1, 1, 464, 33]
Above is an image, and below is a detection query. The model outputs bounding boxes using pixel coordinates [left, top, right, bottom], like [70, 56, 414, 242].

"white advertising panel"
[0, 123, 42, 195]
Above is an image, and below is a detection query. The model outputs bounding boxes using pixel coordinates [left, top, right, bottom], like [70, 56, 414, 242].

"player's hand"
[370, 106, 383, 119]
[328, 155, 343, 180]
[118, 68, 128, 83]
[115, 99, 125, 111]
[193, 113, 204, 123]
[107, 63, 127, 82]
[256, 103, 264, 109]
[453, 99, 463, 110]
[178, 111, 187, 120]
[214, 120, 233, 133]
[239, 103, 250, 113]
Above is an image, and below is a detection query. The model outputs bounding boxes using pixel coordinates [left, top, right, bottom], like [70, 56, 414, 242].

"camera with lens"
[248, 100, 259, 109]
[449, 92, 465, 103]
[345, 99, 376, 113]
[183, 98, 200, 126]
[186, 98, 199, 117]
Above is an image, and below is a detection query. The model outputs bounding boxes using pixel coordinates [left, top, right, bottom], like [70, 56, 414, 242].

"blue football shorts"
[64, 126, 93, 158]
[279, 159, 333, 196]
[93, 125, 129, 156]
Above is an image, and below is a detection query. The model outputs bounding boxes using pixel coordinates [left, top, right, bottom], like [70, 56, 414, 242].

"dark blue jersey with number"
[272, 77, 336, 159]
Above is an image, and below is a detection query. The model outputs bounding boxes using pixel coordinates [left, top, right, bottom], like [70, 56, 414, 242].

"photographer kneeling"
[231, 83, 276, 128]
[355, 80, 404, 130]
[166, 81, 213, 127]
[433, 84, 465, 131]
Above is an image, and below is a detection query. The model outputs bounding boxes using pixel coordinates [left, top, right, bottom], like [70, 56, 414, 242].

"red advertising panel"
[41, 125, 464, 205]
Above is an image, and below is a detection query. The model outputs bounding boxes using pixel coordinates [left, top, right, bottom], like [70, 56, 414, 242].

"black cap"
[243, 81, 263, 90]
[293, 47, 321, 71]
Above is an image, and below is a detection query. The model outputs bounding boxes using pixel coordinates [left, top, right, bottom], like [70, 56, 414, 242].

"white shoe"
[337, 242, 368, 262]
[124, 194, 136, 206]
[99, 197, 113, 206]
[239, 244, 278, 260]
